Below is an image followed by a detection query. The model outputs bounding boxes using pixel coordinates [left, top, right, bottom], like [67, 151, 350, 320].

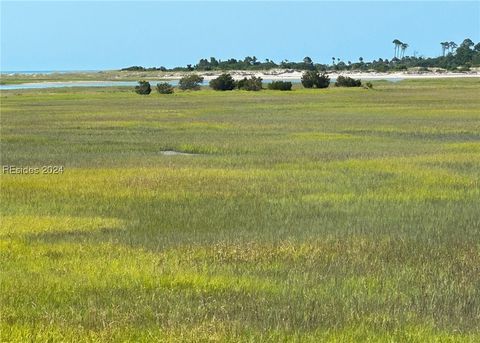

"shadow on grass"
[22, 227, 123, 244]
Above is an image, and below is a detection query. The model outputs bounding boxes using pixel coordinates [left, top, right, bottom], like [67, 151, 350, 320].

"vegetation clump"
[236, 76, 263, 91]
[135, 81, 151, 95]
[178, 74, 204, 90]
[209, 73, 236, 91]
[121, 38, 480, 74]
[335, 76, 362, 87]
[122, 66, 167, 72]
[301, 70, 330, 88]
[156, 82, 174, 94]
[267, 81, 292, 91]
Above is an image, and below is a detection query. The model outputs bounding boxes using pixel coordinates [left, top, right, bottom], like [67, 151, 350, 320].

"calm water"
[0, 79, 296, 90]
[1, 70, 99, 75]
[0, 78, 403, 90]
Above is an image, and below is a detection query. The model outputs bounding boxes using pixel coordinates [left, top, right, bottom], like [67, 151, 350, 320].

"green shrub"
[209, 73, 236, 91]
[365, 82, 373, 89]
[457, 66, 471, 72]
[301, 70, 330, 88]
[335, 76, 362, 87]
[237, 76, 263, 91]
[156, 82, 174, 94]
[178, 74, 204, 90]
[267, 81, 292, 91]
[373, 64, 388, 72]
[135, 81, 151, 95]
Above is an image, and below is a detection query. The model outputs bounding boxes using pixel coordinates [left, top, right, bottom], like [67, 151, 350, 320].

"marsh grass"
[1, 79, 479, 341]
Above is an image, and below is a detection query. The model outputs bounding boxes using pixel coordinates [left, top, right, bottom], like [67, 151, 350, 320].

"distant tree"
[178, 74, 204, 90]
[335, 75, 362, 87]
[186, 64, 194, 71]
[441, 42, 450, 57]
[359, 57, 364, 63]
[400, 43, 409, 58]
[267, 81, 292, 91]
[135, 80, 151, 95]
[303, 56, 313, 64]
[210, 57, 219, 68]
[244, 56, 253, 65]
[455, 38, 475, 65]
[156, 82, 174, 94]
[461, 38, 474, 48]
[196, 58, 211, 70]
[122, 66, 146, 71]
[301, 70, 330, 88]
[209, 73, 236, 91]
[448, 41, 458, 54]
[392, 39, 402, 58]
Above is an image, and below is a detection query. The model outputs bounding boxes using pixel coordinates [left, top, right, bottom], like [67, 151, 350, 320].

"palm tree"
[392, 39, 402, 58]
[400, 43, 409, 58]
[448, 41, 457, 54]
[303, 56, 313, 64]
[440, 42, 449, 57]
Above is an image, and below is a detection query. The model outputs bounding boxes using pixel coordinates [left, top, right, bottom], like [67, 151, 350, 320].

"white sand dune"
[162, 69, 480, 81]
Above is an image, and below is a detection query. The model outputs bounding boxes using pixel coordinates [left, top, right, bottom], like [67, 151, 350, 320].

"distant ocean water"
[0, 70, 99, 75]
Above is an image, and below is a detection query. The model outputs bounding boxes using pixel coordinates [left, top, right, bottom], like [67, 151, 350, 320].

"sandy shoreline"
[1, 70, 479, 89]
[161, 69, 480, 81]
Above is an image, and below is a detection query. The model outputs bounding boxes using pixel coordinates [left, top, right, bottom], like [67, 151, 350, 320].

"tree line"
[123, 38, 480, 74]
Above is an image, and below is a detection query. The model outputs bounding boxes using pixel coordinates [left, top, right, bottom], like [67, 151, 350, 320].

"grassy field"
[1, 79, 479, 342]
[0, 70, 175, 85]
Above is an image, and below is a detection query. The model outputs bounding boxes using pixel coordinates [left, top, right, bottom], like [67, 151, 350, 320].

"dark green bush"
[365, 82, 373, 89]
[335, 76, 362, 87]
[301, 71, 330, 88]
[178, 74, 204, 90]
[156, 82, 174, 94]
[209, 73, 236, 91]
[267, 81, 292, 91]
[237, 76, 263, 91]
[135, 81, 151, 95]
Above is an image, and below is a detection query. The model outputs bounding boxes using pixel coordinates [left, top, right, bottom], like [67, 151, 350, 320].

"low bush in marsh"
[210, 74, 236, 91]
[156, 82, 174, 94]
[179, 74, 204, 90]
[335, 76, 362, 87]
[268, 81, 292, 91]
[301, 70, 330, 88]
[237, 76, 263, 91]
[135, 81, 151, 95]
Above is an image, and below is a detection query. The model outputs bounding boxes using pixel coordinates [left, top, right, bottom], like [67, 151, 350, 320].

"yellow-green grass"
[0, 70, 174, 85]
[1, 79, 479, 342]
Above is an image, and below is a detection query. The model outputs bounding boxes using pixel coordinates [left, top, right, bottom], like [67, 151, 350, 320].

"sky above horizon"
[1, 1, 479, 71]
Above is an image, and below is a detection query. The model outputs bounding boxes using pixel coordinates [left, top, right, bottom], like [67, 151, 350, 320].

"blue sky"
[1, 1, 479, 71]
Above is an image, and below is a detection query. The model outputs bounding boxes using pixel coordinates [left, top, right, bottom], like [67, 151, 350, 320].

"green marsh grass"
[1, 79, 479, 341]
